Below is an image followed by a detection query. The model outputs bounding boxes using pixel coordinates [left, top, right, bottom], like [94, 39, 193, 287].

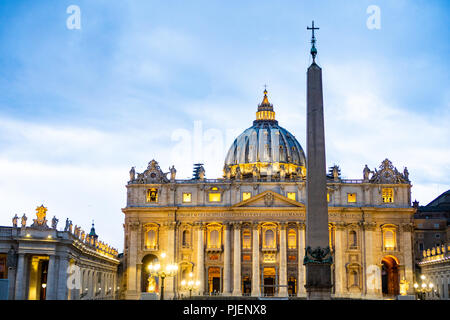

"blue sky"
[0, 0, 449, 251]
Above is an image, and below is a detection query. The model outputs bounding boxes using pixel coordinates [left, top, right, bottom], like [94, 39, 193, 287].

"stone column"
[196, 223, 205, 295]
[251, 223, 260, 297]
[232, 222, 242, 296]
[334, 222, 346, 297]
[279, 223, 288, 297]
[7, 267, 16, 300]
[46, 255, 57, 300]
[401, 223, 414, 295]
[363, 222, 380, 298]
[297, 223, 306, 297]
[223, 222, 231, 295]
[165, 221, 176, 299]
[56, 255, 69, 300]
[444, 276, 449, 300]
[136, 263, 142, 294]
[14, 253, 26, 300]
[126, 222, 139, 299]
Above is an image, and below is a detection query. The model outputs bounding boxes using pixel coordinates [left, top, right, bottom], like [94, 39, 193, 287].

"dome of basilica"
[224, 90, 306, 180]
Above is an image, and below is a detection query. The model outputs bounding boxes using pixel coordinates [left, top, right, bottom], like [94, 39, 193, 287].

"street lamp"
[413, 275, 434, 300]
[147, 252, 178, 300]
[180, 272, 200, 299]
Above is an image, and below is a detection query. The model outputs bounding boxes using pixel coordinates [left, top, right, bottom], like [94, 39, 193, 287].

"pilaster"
[251, 223, 260, 297]
[223, 222, 232, 295]
[232, 222, 242, 296]
[278, 222, 288, 297]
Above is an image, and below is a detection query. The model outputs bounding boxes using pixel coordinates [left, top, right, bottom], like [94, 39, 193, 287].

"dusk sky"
[0, 0, 449, 251]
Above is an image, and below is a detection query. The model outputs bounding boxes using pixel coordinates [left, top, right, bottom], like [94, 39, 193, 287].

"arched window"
[147, 230, 156, 248]
[265, 229, 275, 248]
[210, 230, 219, 248]
[207, 224, 222, 249]
[144, 224, 159, 250]
[288, 229, 297, 249]
[349, 230, 357, 248]
[242, 229, 251, 249]
[384, 230, 395, 250]
[262, 223, 277, 249]
[351, 271, 358, 286]
[182, 230, 190, 247]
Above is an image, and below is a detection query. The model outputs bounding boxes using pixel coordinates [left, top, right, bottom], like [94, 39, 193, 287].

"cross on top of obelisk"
[307, 20, 319, 62]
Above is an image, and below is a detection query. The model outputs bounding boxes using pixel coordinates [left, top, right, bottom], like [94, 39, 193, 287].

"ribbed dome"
[223, 90, 306, 180]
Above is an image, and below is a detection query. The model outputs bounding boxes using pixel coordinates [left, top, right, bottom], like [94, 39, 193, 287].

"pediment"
[232, 190, 304, 208]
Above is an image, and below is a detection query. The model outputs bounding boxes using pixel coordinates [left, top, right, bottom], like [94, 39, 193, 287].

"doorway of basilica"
[141, 254, 159, 293]
[208, 267, 221, 294]
[381, 256, 399, 296]
[242, 276, 251, 295]
[263, 267, 276, 297]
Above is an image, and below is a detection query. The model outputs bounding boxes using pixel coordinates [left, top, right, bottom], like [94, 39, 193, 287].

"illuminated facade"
[0, 206, 119, 300]
[122, 91, 415, 300]
[418, 243, 450, 300]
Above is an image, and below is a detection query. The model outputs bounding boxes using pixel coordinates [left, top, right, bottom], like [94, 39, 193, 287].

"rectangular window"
[242, 229, 251, 249]
[347, 193, 357, 203]
[382, 188, 394, 203]
[327, 193, 330, 202]
[288, 229, 297, 249]
[209, 193, 221, 202]
[419, 242, 424, 251]
[182, 193, 192, 203]
[435, 234, 440, 239]
[434, 224, 440, 228]
[146, 188, 158, 202]
[0, 254, 7, 279]
[287, 192, 296, 201]
[242, 192, 251, 201]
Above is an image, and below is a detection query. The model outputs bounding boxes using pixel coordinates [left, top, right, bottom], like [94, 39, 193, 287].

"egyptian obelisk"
[304, 21, 332, 300]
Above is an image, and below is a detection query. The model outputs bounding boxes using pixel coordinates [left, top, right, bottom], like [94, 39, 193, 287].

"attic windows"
[209, 187, 221, 202]
[287, 192, 296, 201]
[242, 192, 252, 201]
[146, 188, 158, 203]
[183, 193, 192, 203]
[382, 188, 394, 203]
[347, 193, 357, 203]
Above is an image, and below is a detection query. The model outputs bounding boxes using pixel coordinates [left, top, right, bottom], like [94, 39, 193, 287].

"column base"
[305, 288, 332, 300]
[125, 291, 140, 300]
[231, 290, 242, 297]
[277, 290, 288, 298]
[251, 290, 260, 297]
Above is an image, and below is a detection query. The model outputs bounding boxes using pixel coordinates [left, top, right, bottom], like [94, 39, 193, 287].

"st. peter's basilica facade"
[122, 90, 415, 300]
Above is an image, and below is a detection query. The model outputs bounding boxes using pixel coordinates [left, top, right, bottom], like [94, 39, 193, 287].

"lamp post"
[180, 272, 200, 299]
[147, 252, 178, 300]
[413, 275, 434, 300]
